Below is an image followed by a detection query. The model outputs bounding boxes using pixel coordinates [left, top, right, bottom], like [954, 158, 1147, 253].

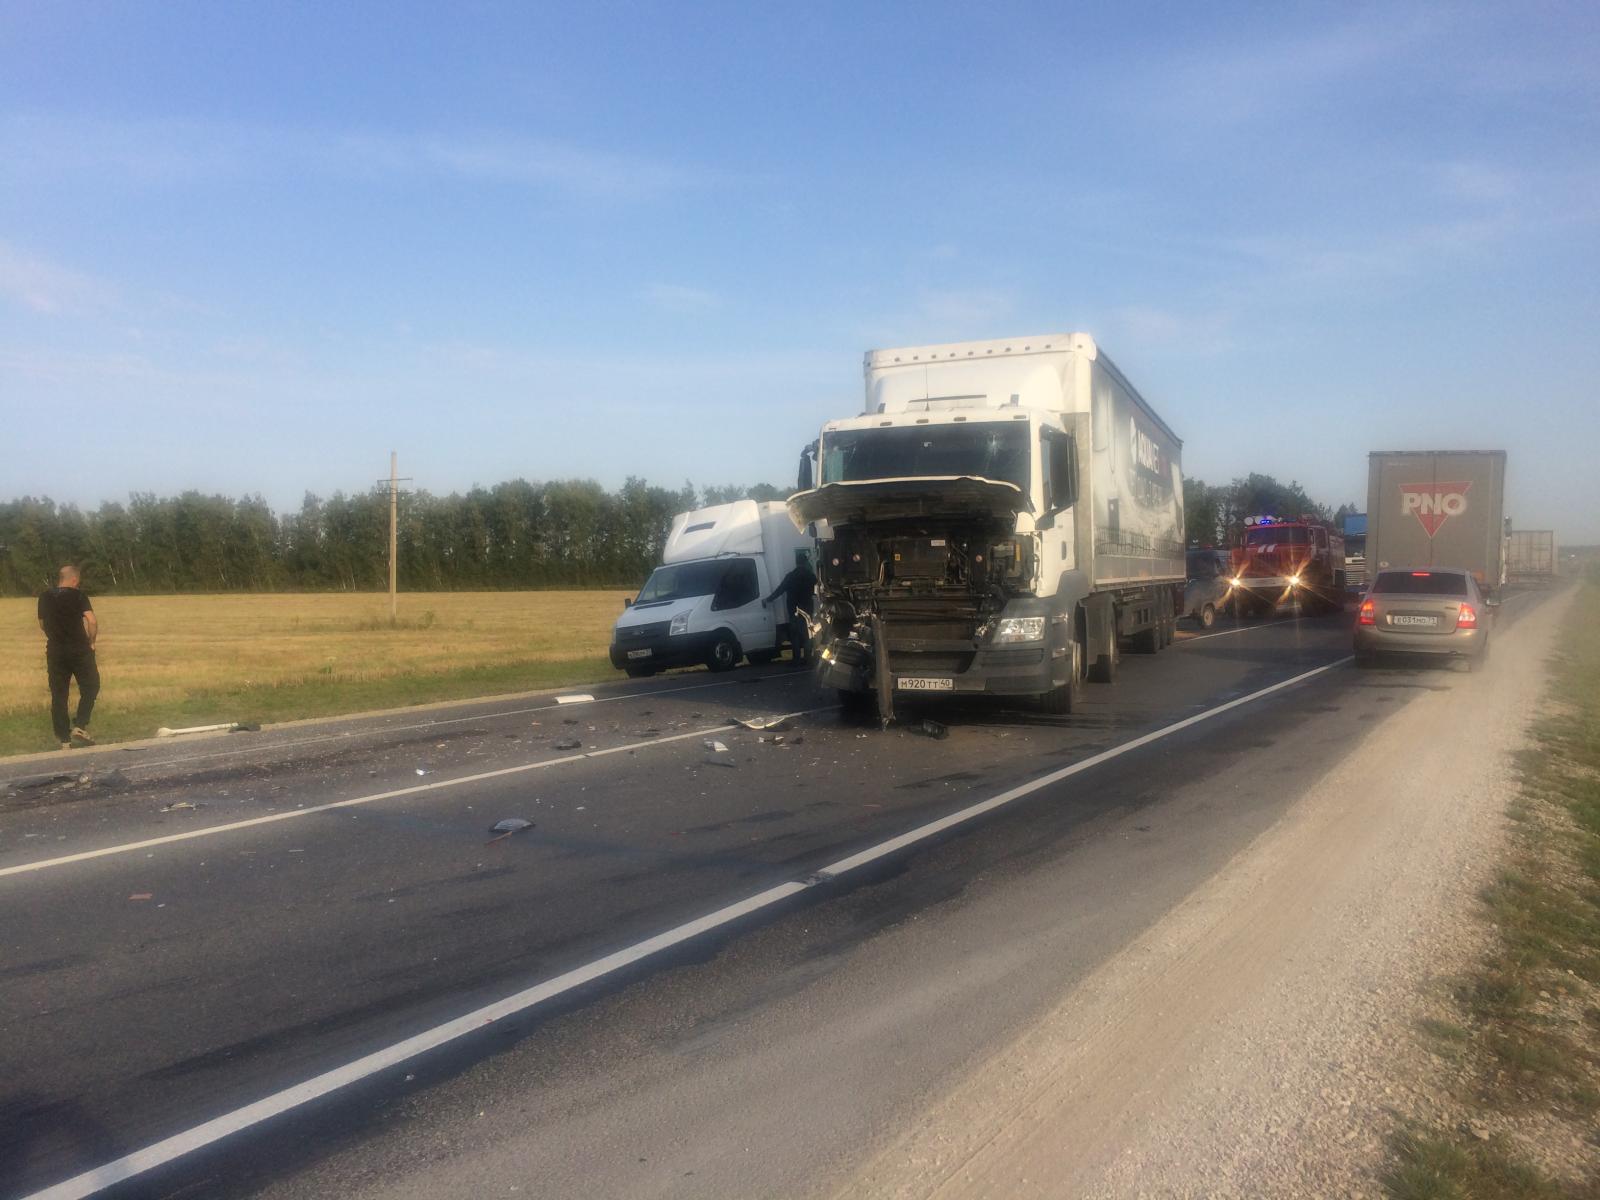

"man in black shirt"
[763, 551, 818, 665]
[38, 564, 100, 749]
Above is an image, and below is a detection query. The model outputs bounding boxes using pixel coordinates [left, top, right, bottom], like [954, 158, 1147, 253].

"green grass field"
[0, 591, 635, 757]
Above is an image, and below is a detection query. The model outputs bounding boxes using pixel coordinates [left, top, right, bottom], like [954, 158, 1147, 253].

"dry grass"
[1, 591, 633, 753]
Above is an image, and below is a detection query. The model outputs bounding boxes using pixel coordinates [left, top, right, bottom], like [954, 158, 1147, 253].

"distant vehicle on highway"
[610, 500, 811, 677]
[1354, 567, 1496, 669]
[1184, 548, 1233, 628]
[1228, 515, 1346, 617]
[1366, 450, 1507, 596]
[1506, 529, 1558, 584]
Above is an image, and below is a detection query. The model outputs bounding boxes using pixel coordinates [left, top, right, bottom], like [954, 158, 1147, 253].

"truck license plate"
[897, 677, 954, 691]
[1390, 615, 1438, 627]
[626, 648, 653, 659]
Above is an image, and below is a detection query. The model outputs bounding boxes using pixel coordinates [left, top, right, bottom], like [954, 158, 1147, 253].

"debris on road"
[128, 893, 153, 902]
[703, 757, 738, 768]
[232, 723, 262, 733]
[910, 719, 950, 740]
[553, 738, 583, 751]
[703, 740, 730, 753]
[729, 716, 792, 732]
[486, 817, 536, 844]
[415, 768, 428, 776]
[555, 694, 595, 705]
[156, 722, 244, 738]
[159, 801, 200, 813]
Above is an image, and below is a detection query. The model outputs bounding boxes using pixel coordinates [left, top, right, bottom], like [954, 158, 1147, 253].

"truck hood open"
[788, 476, 1031, 527]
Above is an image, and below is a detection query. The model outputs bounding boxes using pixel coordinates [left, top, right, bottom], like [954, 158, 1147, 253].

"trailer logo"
[1399, 481, 1472, 537]
[1128, 416, 1166, 480]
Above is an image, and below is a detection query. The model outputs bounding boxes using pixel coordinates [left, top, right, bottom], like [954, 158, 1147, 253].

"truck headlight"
[669, 611, 690, 636]
[994, 616, 1046, 643]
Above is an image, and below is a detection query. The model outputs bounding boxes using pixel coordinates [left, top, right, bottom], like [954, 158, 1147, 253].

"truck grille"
[617, 620, 670, 642]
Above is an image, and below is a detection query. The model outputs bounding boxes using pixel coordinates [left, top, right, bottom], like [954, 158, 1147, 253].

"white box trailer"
[1506, 529, 1557, 583]
[791, 332, 1185, 716]
[610, 500, 812, 676]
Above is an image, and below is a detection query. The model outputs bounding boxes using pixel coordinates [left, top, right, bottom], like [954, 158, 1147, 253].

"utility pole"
[388, 451, 399, 623]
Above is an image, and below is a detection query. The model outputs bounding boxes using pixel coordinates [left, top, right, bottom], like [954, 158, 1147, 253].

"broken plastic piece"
[728, 716, 792, 731]
[415, 768, 428, 776]
[159, 801, 199, 813]
[912, 719, 949, 740]
[703, 757, 738, 768]
[553, 738, 582, 751]
[156, 722, 243, 738]
[128, 893, 153, 901]
[489, 818, 534, 835]
[703, 740, 729, 753]
[555, 694, 594, 705]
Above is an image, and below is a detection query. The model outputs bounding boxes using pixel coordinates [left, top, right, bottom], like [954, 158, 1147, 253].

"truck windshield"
[635, 560, 731, 605]
[819, 423, 1029, 490]
[1245, 526, 1309, 546]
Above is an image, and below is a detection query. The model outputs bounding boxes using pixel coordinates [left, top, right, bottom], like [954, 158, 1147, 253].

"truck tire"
[706, 632, 741, 673]
[1088, 628, 1119, 683]
[1199, 602, 1217, 629]
[1131, 623, 1160, 654]
[1039, 640, 1084, 714]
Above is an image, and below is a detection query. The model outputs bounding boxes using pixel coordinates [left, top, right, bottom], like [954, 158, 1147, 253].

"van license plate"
[626, 648, 653, 659]
[897, 677, 953, 691]
[1390, 615, 1438, 627]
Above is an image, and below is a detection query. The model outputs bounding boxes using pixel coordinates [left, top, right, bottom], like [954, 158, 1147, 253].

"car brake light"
[1358, 599, 1375, 626]
[1456, 603, 1478, 629]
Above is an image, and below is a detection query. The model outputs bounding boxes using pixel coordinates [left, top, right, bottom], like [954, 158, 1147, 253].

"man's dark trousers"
[47, 646, 99, 743]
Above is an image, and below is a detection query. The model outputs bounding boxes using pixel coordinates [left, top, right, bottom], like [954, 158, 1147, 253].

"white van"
[610, 500, 812, 676]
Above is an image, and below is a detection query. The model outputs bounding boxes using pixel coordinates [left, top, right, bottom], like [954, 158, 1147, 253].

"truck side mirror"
[797, 441, 817, 492]
[624, 597, 633, 607]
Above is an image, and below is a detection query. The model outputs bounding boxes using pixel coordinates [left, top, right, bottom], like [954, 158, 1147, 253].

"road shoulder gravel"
[836, 589, 1571, 1200]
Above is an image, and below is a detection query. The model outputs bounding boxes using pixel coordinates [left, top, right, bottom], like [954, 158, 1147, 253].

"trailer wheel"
[1199, 602, 1216, 629]
[706, 632, 741, 672]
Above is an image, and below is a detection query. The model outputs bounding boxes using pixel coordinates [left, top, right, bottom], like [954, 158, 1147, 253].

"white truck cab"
[610, 500, 812, 676]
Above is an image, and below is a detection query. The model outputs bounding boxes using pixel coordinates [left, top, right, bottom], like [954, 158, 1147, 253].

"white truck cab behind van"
[610, 500, 811, 676]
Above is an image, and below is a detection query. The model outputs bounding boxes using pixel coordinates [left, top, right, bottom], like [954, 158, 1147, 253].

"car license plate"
[897, 677, 954, 691]
[626, 648, 653, 659]
[1390, 615, 1438, 627]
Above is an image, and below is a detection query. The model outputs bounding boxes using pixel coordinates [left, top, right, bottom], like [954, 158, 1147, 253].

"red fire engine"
[1228, 515, 1346, 617]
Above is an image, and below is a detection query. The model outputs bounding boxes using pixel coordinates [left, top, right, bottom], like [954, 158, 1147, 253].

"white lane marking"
[19, 656, 1349, 1200]
[0, 710, 824, 880]
[1, 673, 793, 784]
[1178, 618, 1301, 643]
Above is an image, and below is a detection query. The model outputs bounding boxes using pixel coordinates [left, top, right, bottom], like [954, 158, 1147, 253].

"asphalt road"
[0, 598, 1549, 1199]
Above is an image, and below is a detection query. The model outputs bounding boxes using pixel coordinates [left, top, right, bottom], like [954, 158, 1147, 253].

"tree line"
[2, 471, 1350, 596]
[1183, 473, 1356, 548]
[0, 479, 786, 597]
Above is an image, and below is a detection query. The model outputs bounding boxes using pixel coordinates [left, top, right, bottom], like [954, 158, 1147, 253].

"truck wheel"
[1039, 640, 1084, 714]
[706, 632, 741, 672]
[624, 665, 656, 678]
[1088, 631, 1118, 683]
[1131, 624, 1159, 654]
[1199, 603, 1216, 629]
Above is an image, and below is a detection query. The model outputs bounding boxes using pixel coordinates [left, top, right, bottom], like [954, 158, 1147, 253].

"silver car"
[1354, 567, 1495, 669]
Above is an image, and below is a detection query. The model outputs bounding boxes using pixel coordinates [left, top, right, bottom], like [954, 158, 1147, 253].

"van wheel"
[1199, 603, 1216, 629]
[624, 665, 656, 678]
[706, 633, 741, 672]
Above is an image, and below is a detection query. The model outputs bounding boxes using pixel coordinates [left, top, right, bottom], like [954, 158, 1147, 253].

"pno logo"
[1399, 481, 1472, 537]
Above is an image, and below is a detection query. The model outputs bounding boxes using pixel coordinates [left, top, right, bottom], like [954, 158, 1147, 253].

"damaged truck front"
[791, 332, 1185, 717]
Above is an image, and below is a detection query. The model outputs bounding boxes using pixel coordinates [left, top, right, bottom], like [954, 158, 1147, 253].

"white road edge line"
[21, 656, 1351, 1200]
[0, 710, 826, 880]
[1177, 617, 1302, 643]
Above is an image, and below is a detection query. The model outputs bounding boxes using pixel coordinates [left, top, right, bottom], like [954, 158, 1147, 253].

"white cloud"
[0, 113, 714, 201]
[0, 241, 119, 315]
[641, 282, 721, 314]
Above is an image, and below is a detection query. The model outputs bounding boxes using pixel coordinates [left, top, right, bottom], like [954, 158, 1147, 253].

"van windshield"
[635, 560, 730, 605]
[820, 423, 1029, 490]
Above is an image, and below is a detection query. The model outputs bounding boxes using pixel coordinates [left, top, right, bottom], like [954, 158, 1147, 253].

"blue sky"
[3, 2, 1597, 539]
